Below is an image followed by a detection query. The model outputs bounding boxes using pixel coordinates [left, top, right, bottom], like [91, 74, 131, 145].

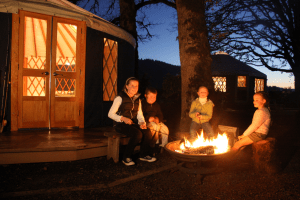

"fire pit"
[165, 140, 231, 163]
[165, 131, 232, 179]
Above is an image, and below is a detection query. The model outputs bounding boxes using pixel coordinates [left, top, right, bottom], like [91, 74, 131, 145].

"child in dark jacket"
[141, 87, 169, 147]
[108, 78, 157, 166]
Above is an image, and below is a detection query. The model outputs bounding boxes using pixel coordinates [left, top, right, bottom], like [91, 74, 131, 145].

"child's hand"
[238, 135, 244, 140]
[122, 117, 133, 125]
[196, 112, 202, 120]
[140, 122, 147, 129]
[148, 117, 155, 123]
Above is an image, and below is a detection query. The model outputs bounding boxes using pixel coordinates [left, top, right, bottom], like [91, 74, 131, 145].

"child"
[231, 92, 271, 152]
[141, 87, 169, 148]
[189, 86, 214, 140]
[108, 77, 158, 166]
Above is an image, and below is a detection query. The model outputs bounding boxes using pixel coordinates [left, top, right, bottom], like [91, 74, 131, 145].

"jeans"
[114, 123, 158, 160]
[190, 121, 214, 139]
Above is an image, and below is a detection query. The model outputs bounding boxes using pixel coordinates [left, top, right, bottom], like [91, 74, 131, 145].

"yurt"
[0, 0, 136, 131]
[211, 52, 267, 106]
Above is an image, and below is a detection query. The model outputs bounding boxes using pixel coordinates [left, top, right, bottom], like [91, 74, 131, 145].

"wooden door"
[50, 17, 84, 128]
[17, 11, 85, 129]
[18, 11, 51, 128]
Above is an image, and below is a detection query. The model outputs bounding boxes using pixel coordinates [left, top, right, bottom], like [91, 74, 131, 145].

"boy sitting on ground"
[141, 87, 169, 148]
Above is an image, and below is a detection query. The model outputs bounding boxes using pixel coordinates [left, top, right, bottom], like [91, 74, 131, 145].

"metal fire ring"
[164, 140, 231, 163]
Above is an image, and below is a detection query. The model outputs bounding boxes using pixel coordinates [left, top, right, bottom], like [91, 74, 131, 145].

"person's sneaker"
[122, 158, 135, 166]
[139, 156, 157, 162]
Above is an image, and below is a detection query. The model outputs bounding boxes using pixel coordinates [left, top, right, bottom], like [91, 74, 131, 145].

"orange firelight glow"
[179, 130, 230, 154]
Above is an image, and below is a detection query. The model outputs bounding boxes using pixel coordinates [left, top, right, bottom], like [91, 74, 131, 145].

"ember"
[177, 145, 215, 155]
[175, 130, 230, 155]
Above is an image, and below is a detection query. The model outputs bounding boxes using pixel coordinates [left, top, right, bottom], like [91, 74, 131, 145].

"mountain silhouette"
[138, 59, 180, 89]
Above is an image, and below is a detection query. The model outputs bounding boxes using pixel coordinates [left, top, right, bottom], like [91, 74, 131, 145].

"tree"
[119, 0, 139, 76]
[207, 0, 300, 104]
[175, 0, 213, 131]
[117, 0, 175, 77]
[71, 0, 214, 130]
[68, 0, 159, 77]
[117, 0, 214, 131]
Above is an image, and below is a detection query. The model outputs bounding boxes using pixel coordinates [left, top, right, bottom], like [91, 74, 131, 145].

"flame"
[180, 130, 230, 154]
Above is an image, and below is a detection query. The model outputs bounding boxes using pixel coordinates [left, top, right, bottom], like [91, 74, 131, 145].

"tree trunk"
[293, 63, 300, 109]
[176, 0, 213, 131]
[119, 0, 139, 77]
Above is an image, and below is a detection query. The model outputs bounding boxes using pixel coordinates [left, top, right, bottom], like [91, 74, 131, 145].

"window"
[55, 22, 77, 97]
[237, 76, 246, 87]
[103, 38, 118, 101]
[212, 77, 226, 92]
[23, 16, 47, 96]
[255, 78, 264, 93]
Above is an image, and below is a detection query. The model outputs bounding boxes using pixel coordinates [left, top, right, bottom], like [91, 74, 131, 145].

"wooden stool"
[104, 131, 130, 163]
[104, 131, 140, 163]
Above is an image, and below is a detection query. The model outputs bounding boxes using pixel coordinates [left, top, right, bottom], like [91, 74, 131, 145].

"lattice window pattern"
[255, 78, 264, 93]
[56, 57, 76, 72]
[25, 56, 46, 69]
[103, 38, 118, 101]
[212, 77, 226, 92]
[238, 76, 246, 87]
[55, 78, 76, 97]
[23, 76, 45, 96]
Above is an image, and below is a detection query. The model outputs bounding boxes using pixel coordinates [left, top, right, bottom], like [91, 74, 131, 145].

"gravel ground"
[1, 109, 300, 200]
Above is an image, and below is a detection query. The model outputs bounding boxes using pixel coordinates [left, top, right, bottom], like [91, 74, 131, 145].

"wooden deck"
[0, 127, 114, 165]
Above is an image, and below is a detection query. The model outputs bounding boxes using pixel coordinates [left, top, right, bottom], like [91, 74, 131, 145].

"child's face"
[197, 87, 208, 98]
[145, 92, 157, 104]
[126, 80, 139, 96]
[253, 94, 266, 109]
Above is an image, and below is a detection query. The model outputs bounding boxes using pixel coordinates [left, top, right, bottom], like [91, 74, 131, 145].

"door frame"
[10, 11, 86, 131]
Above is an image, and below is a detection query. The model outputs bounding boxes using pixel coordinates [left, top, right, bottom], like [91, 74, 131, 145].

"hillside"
[138, 59, 180, 89]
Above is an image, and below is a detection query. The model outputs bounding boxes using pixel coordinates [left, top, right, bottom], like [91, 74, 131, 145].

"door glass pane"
[24, 16, 47, 69]
[23, 76, 45, 96]
[56, 23, 77, 72]
[55, 78, 76, 97]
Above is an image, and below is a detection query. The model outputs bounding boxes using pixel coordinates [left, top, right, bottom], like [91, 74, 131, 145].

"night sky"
[82, 1, 295, 89]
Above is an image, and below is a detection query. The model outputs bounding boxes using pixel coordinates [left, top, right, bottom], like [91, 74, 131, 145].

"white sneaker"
[139, 156, 157, 162]
[122, 158, 135, 166]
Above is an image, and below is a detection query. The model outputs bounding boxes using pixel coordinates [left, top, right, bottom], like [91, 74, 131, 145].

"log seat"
[252, 137, 279, 173]
[104, 131, 140, 163]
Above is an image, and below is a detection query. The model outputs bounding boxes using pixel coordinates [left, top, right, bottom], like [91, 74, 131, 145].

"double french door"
[17, 11, 85, 129]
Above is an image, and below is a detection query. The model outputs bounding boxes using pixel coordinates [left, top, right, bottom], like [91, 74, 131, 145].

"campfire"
[174, 130, 231, 155]
[164, 129, 234, 178]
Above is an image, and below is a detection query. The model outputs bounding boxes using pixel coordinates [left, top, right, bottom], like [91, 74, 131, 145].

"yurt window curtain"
[212, 76, 226, 92]
[237, 76, 247, 87]
[103, 38, 118, 101]
[255, 78, 265, 93]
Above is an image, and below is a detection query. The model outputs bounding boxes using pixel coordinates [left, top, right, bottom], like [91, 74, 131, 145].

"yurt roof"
[211, 53, 267, 78]
[0, 0, 135, 47]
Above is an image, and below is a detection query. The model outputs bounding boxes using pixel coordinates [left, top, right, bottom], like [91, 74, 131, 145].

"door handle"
[53, 72, 63, 76]
[42, 72, 49, 75]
